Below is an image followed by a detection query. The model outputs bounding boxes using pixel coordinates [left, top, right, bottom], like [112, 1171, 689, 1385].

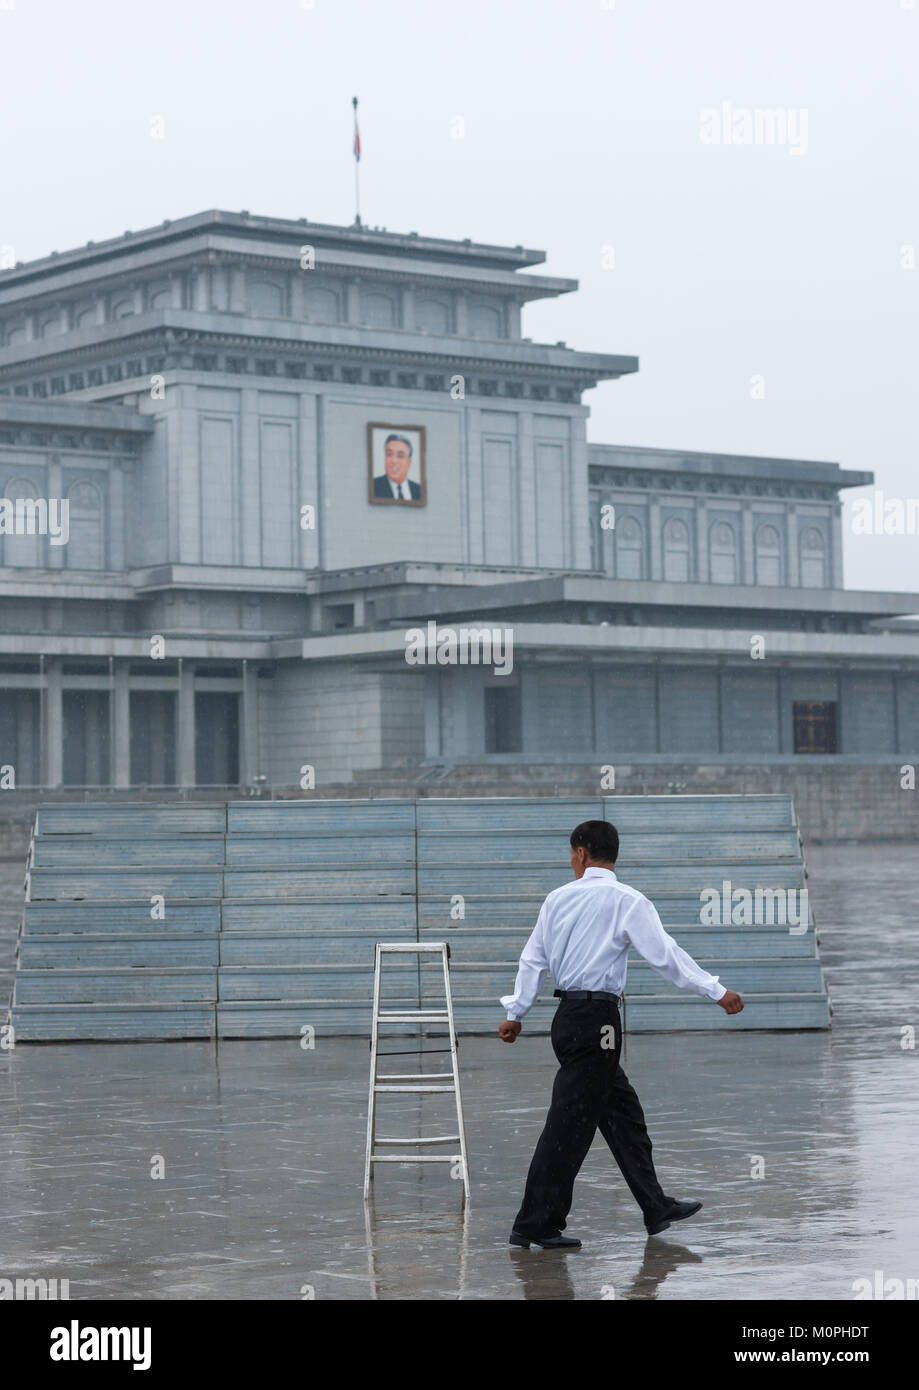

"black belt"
[554, 989, 620, 1004]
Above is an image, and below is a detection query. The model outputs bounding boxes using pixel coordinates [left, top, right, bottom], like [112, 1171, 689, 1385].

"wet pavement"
[0, 840, 917, 1300]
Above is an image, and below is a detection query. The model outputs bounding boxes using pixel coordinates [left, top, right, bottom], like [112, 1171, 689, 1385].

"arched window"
[800, 526, 827, 587]
[755, 523, 782, 586]
[662, 517, 691, 582]
[5, 321, 27, 345]
[709, 520, 738, 584]
[40, 314, 62, 337]
[111, 298, 134, 319]
[469, 303, 502, 337]
[304, 286, 340, 323]
[2, 478, 43, 568]
[362, 292, 396, 328]
[415, 298, 450, 333]
[616, 515, 644, 580]
[74, 305, 97, 330]
[148, 286, 173, 310]
[65, 481, 104, 570]
[248, 278, 286, 317]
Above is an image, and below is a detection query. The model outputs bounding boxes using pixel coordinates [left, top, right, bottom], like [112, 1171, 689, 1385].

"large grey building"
[0, 208, 917, 790]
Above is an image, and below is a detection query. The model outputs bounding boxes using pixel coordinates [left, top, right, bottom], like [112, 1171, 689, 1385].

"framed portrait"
[367, 422, 427, 506]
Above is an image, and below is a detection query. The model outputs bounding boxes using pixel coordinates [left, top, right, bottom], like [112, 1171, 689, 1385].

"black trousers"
[513, 998, 670, 1238]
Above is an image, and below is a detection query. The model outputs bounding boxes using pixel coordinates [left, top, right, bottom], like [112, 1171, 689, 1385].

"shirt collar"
[582, 866, 617, 880]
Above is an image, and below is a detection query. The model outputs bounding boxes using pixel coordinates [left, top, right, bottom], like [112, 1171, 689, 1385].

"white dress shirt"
[500, 866, 727, 1021]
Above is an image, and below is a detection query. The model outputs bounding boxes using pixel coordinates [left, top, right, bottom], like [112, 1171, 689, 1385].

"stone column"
[193, 267, 210, 311]
[346, 279, 361, 324]
[454, 292, 468, 336]
[785, 505, 799, 586]
[44, 658, 63, 789]
[290, 269, 305, 320]
[742, 501, 755, 584]
[230, 267, 246, 314]
[648, 495, 662, 580]
[830, 501, 845, 588]
[695, 498, 709, 583]
[518, 412, 537, 566]
[177, 659, 196, 787]
[47, 455, 63, 570]
[113, 663, 131, 787]
[240, 389, 261, 566]
[400, 283, 414, 330]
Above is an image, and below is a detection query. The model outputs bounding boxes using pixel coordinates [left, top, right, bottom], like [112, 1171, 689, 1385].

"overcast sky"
[2, 0, 916, 592]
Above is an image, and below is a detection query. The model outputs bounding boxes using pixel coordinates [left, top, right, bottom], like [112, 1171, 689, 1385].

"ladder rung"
[376, 1072, 454, 1082]
[377, 1011, 449, 1022]
[377, 944, 450, 953]
[374, 1083, 456, 1093]
[370, 1154, 462, 1164]
[374, 1135, 461, 1145]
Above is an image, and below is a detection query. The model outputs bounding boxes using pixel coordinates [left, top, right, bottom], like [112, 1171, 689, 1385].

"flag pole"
[352, 95, 361, 227]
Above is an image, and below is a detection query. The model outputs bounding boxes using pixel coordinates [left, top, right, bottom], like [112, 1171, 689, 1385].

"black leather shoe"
[644, 1199, 703, 1236]
[509, 1228, 582, 1249]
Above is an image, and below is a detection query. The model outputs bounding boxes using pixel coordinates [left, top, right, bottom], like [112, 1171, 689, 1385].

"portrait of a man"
[368, 423, 426, 505]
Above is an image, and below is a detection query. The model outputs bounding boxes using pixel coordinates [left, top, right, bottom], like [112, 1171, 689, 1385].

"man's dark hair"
[570, 820, 619, 864]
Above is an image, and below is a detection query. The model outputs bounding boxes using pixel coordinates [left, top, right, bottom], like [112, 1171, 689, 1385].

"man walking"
[499, 820, 744, 1249]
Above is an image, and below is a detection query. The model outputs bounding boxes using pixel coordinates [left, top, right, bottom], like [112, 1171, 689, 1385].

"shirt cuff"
[708, 981, 728, 1001]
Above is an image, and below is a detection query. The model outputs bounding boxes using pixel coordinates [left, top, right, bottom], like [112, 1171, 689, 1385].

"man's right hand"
[717, 989, 744, 1014]
[498, 1020, 522, 1043]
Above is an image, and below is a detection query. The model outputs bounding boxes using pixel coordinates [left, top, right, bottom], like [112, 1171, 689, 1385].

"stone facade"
[0, 208, 916, 790]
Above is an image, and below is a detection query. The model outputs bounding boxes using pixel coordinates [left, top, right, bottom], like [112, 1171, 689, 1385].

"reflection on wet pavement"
[1, 840, 917, 1299]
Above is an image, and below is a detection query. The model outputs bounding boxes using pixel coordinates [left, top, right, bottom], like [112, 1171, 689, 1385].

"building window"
[800, 526, 827, 588]
[616, 515, 644, 580]
[225, 356, 248, 373]
[424, 374, 444, 392]
[485, 684, 522, 753]
[397, 372, 417, 390]
[793, 700, 838, 754]
[341, 367, 362, 384]
[248, 278, 287, 317]
[415, 298, 450, 333]
[370, 370, 391, 387]
[755, 523, 782, 585]
[709, 521, 738, 584]
[66, 481, 105, 569]
[469, 302, 502, 337]
[477, 379, 498, 396]
[304, 286, 340, 323]
[362, 292, 396, 328]
[662, 517, 691, 582]
[530, 384, 549, 401]
[255, 359, 277, 376]
[313, 364, 334, 381]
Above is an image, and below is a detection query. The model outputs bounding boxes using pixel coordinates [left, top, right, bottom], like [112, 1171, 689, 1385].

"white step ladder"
[363, 942, 470, 1204]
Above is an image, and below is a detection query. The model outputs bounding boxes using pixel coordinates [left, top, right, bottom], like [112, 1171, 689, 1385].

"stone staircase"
[7, 795, 830, 1040]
